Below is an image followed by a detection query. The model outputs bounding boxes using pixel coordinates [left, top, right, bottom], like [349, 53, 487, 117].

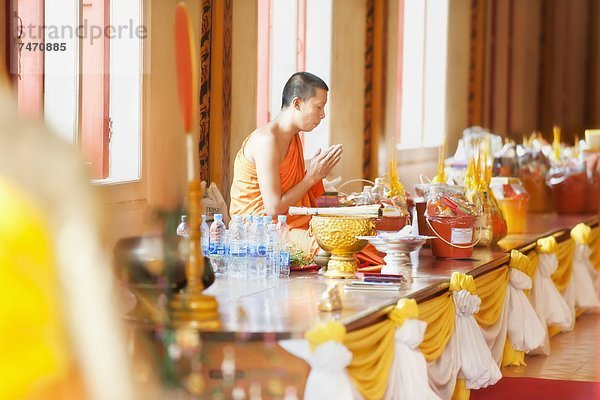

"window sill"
[94, 178, 146, 204]
[395, 145, 441, 165]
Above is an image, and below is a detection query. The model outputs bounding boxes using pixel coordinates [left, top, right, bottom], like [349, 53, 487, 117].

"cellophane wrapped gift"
[493, 141, 519, 177]
[473, 187, 507, 246]
[518, 149, 553, 213]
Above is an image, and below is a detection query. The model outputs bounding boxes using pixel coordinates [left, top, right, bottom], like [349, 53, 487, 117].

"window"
[396, 0, 449, 149]
[11, 0, 143, 183]
[257, 0, 333, 159]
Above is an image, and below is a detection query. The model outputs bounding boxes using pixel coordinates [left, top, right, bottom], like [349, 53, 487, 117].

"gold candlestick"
[168, 2, 220, 330]
[168, 179, 220, 330]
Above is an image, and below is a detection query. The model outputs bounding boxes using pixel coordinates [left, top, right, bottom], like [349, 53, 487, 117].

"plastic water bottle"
[248, 216, 266, 277]
[243, 215, 252, 232]
[263, 215, 273, 226]
[209, 213, 228, 275]
[176, 215, 190, 260]
[247, 216, 259, 277]
[277, 215, 291, 276]
[255, 217, 267, 277]
[200, 214, 210, 256]
[176, 215, 189, 237]
[265, 224, 280, 277]
[228, 215, 247, 278]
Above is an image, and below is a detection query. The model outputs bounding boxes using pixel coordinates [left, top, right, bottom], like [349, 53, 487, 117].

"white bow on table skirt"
[279, 339, 359, 400]
[427, 290, 501, 399]
[384, 319, 440, 400]
[530, 252, 573, 355]
[568, 244, 600, 309]
[506, 268, 546, 352]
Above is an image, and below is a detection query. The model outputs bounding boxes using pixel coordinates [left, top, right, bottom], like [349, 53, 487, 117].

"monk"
[230, 72, 382, 266]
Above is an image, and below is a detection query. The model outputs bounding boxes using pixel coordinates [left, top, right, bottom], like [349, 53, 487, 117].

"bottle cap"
[214, 213, 223, 219]
[181, 215, 187, 222]
[278, 215, 287, 222]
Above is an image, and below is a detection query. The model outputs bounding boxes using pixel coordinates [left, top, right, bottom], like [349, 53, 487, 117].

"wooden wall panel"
[509, 0, 541, 137]
[198, 0, 212, 183]
[331, 0, 365, 193]
[363, 0, 386, 180]
[561, 0, 588, 141]
[231, 0, 258, 181]
[467, 0, 486, 127]
[208, 0, 232, 203]
[469, 0, 594, 143]
[587, 0, 600, 128]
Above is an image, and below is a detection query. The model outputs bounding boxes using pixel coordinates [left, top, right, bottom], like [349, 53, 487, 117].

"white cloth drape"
[530, 253, 573, 354]
[453, 290, 502, 389]
[570, 244, 600, 308]
[506, 268, 546, 352]
[479, 291, 508, 365]
[585, 252, 600, 300]
[427, 290, 501, 399]
[427, 332, 461, 400]
[384, 319, 440, 400]
[278, 340, 357, 400]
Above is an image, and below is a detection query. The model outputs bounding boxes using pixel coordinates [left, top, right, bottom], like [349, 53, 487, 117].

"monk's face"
[295, 88, 328, 132]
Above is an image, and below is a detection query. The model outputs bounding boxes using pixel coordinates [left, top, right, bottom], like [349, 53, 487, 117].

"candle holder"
[357, 234, 428, 282]
[168, 179, 221, 330]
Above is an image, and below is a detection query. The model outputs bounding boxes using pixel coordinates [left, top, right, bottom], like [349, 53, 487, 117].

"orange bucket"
[426, 215, 478, 259]
[497, 197, 529, 233]
[374, 215, 409, 231]
[415, 201, 431, 246]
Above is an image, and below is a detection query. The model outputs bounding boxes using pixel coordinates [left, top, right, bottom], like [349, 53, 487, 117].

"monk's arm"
[255, 138, 342, 218]
[254, 135, 319, 217]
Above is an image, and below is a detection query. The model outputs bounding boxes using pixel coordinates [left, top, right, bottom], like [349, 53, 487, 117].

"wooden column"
[363, 0, 386, 180]
[199, 0, 233, 200]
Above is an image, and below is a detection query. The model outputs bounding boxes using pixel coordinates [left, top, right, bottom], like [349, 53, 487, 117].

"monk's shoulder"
[248, 127, 278, 153]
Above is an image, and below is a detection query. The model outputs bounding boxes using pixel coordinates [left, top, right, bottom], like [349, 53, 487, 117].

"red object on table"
[547, 172, 588, 215]
[374, 215, 409, 231]
[588, 175, 600, 213]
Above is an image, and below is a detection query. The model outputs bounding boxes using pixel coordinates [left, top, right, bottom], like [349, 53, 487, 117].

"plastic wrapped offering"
[425, 185, 480, 258]
[493, 141, 519, 177]
[518, 149, 553, 213]
[490, 178, 530, 233]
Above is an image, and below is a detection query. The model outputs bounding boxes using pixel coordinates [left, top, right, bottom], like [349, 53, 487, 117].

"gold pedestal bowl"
[310, 216, 375, 279]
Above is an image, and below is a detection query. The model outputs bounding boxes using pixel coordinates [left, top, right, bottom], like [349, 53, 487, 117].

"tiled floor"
[503, 312, 600, 382]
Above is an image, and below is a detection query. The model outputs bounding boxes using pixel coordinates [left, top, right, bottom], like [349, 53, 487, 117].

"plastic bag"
[201, 181, 230, 224]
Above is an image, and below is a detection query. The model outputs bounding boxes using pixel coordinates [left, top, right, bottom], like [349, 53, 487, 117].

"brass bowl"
[310, 215, 375, 278]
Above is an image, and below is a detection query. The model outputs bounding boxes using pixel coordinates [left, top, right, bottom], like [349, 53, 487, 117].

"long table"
[200, 213, 597, 337]
[128, 213, 598, 398]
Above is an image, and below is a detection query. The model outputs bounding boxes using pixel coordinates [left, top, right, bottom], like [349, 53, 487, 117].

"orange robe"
[230, 133, 383, 267]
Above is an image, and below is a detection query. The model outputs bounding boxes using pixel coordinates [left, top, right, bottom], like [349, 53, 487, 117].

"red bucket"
[426, 215, 478, 259]
[547, 172, 588, 215]
[588, 175, 600, 213]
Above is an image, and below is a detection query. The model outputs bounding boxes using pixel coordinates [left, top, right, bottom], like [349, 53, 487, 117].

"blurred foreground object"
[168, 2, 220, 330]
[0, 83, 135, 398]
